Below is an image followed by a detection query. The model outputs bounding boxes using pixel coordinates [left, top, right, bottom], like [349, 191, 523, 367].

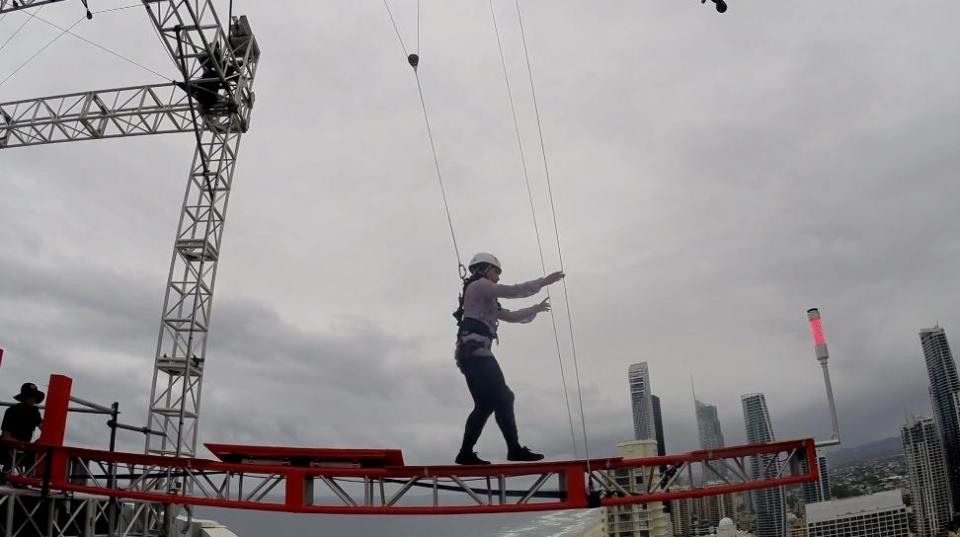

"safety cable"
[383, 0, 464, 273]
[28, 6, 172, 81]
[0, 15, 81, 88]
[488, 0, 579, 460]
[0, 4, 43, 55]
[513, 0, 593, 474]
[413, 71, 464, 271]
[382, 0, 408, 55]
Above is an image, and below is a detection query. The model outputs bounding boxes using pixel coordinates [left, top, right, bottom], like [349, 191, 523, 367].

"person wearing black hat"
[1, 383, 44, 476]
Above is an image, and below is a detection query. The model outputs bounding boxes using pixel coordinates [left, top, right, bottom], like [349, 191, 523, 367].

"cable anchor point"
[701, 0, 728, 13]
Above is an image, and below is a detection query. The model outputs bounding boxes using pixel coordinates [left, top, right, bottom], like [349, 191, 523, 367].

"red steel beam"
[5, 375, 818, 515]
[7, 438, 818, 515]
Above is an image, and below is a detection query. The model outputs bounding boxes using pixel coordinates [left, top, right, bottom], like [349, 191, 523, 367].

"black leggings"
[458, 354, 521, 454]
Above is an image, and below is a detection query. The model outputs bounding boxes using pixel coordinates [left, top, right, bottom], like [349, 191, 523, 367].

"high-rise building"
[670, 487, 696, 537]
[742, 393, 786, 537]
[695, 399, 726, 450]
[817, 454, 831, 502]
[652, 395, 666, 456]
[920, 325, 960, 510]
[692, 395, 744, 530]
[667, 486, 741, 536]
[805, 489, 908, 537]
[903, 416, 953, 537]
[602, 439, 673, 537]
[669, 490, 732, 536]
[629, 363, 654, 441]
[696, 491, 740, 532]
[803, 452, 832, 504]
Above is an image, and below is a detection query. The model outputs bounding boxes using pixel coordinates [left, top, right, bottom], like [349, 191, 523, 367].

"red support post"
[37, 375, 72, 446]
[562, 467, 588, 508]
[37, 374, 72, 486]
[285, 470, 306, 509]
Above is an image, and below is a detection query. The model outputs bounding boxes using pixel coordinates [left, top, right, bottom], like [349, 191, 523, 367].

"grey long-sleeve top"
[461, 277, 547, 337]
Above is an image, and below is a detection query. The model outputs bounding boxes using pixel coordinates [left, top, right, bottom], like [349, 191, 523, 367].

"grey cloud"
[2, 0, 959, 472]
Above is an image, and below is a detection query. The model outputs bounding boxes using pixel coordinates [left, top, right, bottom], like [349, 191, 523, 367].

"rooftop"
[806, 490, 905, 524]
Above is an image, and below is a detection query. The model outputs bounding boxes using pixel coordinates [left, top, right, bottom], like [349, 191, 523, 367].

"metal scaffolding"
[0, 0, 260, 464]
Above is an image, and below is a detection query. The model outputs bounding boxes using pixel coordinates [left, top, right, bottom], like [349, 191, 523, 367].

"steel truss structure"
[0, 375, 819, 531]
[0, 0, 60, 14]
[4, 438, 818, 518]
[0, 0, 260, 464]
[0, 84, 193, 148]
[0, 487, 174, 537]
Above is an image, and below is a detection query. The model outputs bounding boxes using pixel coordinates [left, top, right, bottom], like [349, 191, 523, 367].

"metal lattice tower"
[0, 0, 260, 462]
[139, 1, 259, 461]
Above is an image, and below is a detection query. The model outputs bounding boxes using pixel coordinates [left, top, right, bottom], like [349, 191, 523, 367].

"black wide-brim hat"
[13, 382, 44, 404]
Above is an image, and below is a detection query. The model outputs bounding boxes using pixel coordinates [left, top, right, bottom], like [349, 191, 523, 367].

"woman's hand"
[536, 297, 552, 313]
[544, 271, 565, 285]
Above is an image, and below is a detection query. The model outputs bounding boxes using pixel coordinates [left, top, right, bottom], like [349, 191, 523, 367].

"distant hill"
[829, 437, 904, 467]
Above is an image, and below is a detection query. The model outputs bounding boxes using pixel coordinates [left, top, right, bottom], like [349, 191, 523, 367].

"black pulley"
[701, 0, 728, 13]
[407, 53, 420, 70]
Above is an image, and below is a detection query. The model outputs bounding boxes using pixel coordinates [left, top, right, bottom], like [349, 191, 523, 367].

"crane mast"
[140, 2, 259, 461]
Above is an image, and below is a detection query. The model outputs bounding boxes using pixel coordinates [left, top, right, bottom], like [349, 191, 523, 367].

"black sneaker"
[455, 451, 491, 465]
[507, 446, 544, 462]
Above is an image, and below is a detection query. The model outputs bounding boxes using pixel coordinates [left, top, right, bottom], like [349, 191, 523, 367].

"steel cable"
[383, 0, 464, 272]
[513, 0, 594, 471]
[488, 0, 579, 460]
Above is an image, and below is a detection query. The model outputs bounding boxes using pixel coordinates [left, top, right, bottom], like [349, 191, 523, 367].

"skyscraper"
[695, 399, 726, 450]
[742, 393, 786, 537]
[902, 416, 953, 537]
[629, 363, 654, 441]
[602, 440, 673, 537]
[692, 394, 743, 529]
[817, 453, 831, 502]
[652, 394, 666, 456]
[920, 325, 960, 511]
[803, 452, 832, 504]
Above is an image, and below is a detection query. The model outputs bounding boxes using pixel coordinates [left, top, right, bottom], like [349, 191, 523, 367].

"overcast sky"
[1, 0, 959, 466]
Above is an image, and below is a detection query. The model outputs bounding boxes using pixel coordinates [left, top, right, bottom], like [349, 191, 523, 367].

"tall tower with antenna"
[805, 308, 841, 505]
[807, 308, 841, 447]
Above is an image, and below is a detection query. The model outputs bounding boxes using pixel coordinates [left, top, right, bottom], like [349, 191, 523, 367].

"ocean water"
[197, 507, 600, 537]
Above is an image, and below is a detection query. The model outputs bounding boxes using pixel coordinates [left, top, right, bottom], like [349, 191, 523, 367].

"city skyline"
[1, 2, 957, 537]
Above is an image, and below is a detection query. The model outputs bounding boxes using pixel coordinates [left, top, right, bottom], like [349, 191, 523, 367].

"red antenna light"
[807, 308, 829, 361]
[810, 317, 826, 346]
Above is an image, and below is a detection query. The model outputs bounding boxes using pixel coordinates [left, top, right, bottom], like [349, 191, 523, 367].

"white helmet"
[468, 252, 501, 272]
